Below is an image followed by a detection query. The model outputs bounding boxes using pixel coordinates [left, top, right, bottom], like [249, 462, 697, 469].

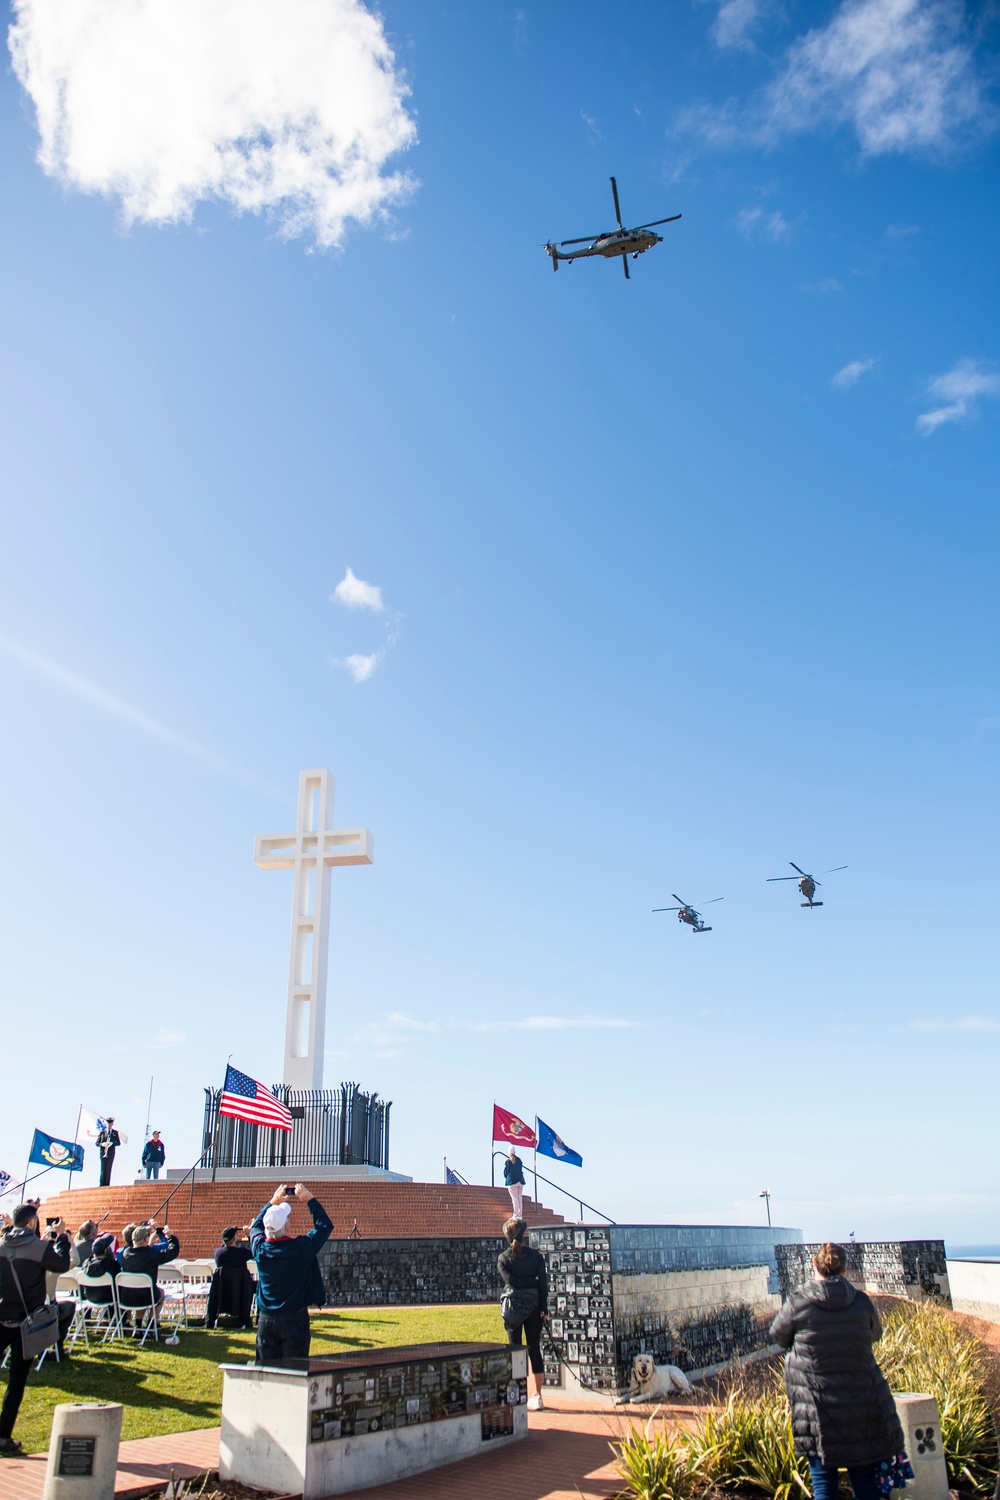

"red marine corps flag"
[492, 1103, 537, 1148]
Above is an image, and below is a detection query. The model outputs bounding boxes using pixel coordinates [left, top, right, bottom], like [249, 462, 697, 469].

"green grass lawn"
[10, 1307, 502, 1455]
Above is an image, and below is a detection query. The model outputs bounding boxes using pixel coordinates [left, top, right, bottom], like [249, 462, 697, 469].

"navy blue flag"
[0, 1169, 10, 1190]
[445, 1165, 468, 1185]
[536, 1118, 583, 1168]
[28, 1129, 83, 1172]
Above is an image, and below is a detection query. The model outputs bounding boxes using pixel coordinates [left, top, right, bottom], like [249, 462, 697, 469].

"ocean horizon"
[947, 1246, 1000, 1259]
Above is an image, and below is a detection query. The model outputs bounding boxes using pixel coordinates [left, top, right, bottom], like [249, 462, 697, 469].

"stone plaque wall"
[320, 1237, 502, 1306]
[775, 1242, 950, 1305]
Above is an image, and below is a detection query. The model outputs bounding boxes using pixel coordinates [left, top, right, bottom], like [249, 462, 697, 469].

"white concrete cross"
[255, 769, 374, 1091]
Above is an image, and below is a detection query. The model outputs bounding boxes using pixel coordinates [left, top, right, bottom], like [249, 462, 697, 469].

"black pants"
[0, 1324, 32, 1442]
[256, 1308, 310, 1365]
[508, 1308, 544, 1375]
[99, 1151, 115, 1187]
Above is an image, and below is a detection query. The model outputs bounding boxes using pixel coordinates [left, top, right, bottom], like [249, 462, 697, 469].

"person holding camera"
[0, 1204, 70, 1455]
[119, 1221, 179, 1324]
[250, 1184, 332, 1364]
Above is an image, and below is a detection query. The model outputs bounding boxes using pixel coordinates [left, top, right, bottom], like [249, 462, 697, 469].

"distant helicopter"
[544, 176, 681, 279]
[766, 863, 847, 908]
[652, 895, 723, 933]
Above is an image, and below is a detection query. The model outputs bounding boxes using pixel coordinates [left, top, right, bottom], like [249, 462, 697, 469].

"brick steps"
[37, 1181, 566, 1257]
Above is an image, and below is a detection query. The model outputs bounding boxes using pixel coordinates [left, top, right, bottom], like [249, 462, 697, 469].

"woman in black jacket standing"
[770, 1242, 906, 1500]
[498, 1217, 549, 1411]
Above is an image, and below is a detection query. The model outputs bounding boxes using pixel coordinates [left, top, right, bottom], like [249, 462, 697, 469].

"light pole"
[759, 1189, 771, 1227]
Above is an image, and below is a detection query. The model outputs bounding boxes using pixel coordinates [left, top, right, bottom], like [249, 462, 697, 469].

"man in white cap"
[249, 1183, 333, 1364]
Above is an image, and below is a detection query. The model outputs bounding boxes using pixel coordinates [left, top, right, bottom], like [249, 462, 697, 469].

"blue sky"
[1, 0, 998, 1245]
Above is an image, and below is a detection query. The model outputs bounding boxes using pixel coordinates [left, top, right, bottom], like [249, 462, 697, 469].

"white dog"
[615, 1353, 694, 1404]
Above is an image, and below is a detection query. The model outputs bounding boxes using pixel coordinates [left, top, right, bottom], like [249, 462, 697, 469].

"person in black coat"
[498, 1216, 548, 1412]
[0, 1204, 70, 1454]
[207, 1227, 254, 1330]
[120, 1222, 179, 1314]
[770, 1242, 905, 1500]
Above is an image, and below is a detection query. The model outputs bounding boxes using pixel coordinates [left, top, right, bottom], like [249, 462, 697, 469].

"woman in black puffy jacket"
[770, 1242, 905, 1500]
[498, 1217, 548, 1411]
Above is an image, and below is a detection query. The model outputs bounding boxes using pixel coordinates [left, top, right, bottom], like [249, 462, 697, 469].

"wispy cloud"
[735, 206, 792, 243]
[332, 567, 385, 612]
[330, 568, 400, 682]
[352, 1010, 441, 1057]
[467, 1016, 638, 1034]
[0, 635, 269, 791]
[833, 357, 876, 388]
[150, 1027, 186, 1048]
[8, 0, 417, 249]
[580, 110, 603, 142]
[886, 223, 920, 237]
[681, 0, 995, 161]
[917, 358, 1000, 434]
[912, 1016, 1000, 1032]
[709, 0, 775, 51]
[801, 277, 843, 294]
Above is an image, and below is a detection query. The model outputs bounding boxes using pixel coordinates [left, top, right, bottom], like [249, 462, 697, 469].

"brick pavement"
[0, 1396, 689, 1500]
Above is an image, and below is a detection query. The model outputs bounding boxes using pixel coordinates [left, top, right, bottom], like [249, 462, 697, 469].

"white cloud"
[352, 1011, 440, 1055]
[916, 357, 1000, 434]
[467, 1016, 638, 1034]
[711, 0, 773, 51]
[912, 1016, 1000, 1031]
[8, 0, 417, 248]
[735, 206, 792, 243]
[336, 652, 381, 683]
[680, 0, 995, 160]
[332, 567, 384, 612]
[580, 110, 603, 141]
[833, 357, 876, 388]
[801, 277, 843, 294]
[150, 1027, 186, 1048]
[0, 634, 270, 791]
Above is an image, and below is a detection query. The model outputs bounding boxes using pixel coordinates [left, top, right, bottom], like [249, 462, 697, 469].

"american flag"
[219, 1064, 293, 1132]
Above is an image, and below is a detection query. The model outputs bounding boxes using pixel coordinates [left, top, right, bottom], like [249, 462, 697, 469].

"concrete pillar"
[893, 1394, 949, 1500]
[43, 1403, 123, 1500]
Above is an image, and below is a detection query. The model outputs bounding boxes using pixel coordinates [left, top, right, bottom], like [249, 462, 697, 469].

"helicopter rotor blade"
[821, 866, 848, 874]
[610, 176, 624, 229]
[701, 897, 724, 905]
[652, 907, 680, 913]
[671, 895, 689, 906]
[766, 876, 799, 881]
[633, 214, 682, 230]
[622, 254, 630, 279]
[559, 234, 610, 245]
[789, 863, 809, 876]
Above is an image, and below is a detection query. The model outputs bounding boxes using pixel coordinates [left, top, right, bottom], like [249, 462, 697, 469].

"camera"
[45, 1217, 59, 1227]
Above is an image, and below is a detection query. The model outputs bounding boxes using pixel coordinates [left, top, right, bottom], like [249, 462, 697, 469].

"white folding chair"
[115, 1273, 160, 1346]
[158, 1265, 188, 1334]
[71, 1274, 120, 1348]
[180, 1262, 213, 1322]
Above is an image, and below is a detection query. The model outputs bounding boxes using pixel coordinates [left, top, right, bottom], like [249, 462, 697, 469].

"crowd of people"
[1, 1182, 912, 1500]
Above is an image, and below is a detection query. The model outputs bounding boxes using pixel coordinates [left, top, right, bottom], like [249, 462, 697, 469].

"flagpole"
[69, 1105, 83, 1191]
[144, 1076, 154, 1142]
[491, 1102, 495, 1187]
[210, 1057, 232, 1184]
[533, 1116, 538, 1210]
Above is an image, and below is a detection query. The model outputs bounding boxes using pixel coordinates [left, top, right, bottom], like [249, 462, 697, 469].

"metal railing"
[201, 1082, 391, 1171]
[491, 1151, 615, 1224]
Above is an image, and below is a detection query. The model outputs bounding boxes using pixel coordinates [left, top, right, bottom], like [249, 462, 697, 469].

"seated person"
[119, 1222, 179, 1313]
[115, 1223, 137, 1267]
[71, 1220, 98, 1269]
[208, 1227, 254, 1329]
[80, 1233, 120, 1306]
[214, 1226, 253, 1268]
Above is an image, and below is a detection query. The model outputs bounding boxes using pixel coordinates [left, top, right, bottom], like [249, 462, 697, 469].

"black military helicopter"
[766, 863, 847, 908]
[544, 176, 681, 279]
[652, 895, 723, 933]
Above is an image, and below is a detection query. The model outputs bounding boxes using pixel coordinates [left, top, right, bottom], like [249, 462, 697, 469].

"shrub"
[875, 1301, 999, 1492]
[613, 1418, 708, 1500]
[684, 1377, 810, 1500]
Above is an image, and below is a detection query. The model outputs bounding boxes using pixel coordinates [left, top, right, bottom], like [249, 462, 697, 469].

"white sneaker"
[527, 1395, 545, 1411]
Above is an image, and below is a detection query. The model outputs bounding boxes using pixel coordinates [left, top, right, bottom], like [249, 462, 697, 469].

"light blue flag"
[536, 1118, 583, 1168]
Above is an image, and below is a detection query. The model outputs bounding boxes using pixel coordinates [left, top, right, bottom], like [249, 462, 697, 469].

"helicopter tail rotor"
[543, 242, 559, 271]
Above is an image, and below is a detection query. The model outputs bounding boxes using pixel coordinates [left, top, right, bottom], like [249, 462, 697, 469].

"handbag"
[500, 1286, 539, 1330]
[0, 1248, 60, 1358]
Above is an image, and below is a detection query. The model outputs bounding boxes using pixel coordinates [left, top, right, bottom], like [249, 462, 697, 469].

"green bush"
[875, 1300, 999, 1492]
[615, 1303, 1000, 1499]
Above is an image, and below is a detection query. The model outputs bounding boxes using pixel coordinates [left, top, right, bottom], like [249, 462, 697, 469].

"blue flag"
[536, 1118, 583, 1168]
[28, 1129, 83, 1172]
[445, 1165, 468, 1185]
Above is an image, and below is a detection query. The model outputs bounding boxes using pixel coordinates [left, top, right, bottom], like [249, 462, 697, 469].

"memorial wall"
[776, 1241, 950, 1304]
[320, 1237, 502, 1305]
[531, 1223, 804, 1392]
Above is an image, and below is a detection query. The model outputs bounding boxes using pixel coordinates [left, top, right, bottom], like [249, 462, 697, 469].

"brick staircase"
[37, 1180, 566, 1258]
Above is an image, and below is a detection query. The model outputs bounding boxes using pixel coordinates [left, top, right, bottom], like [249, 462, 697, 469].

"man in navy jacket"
[250, 1184, 332, 1364]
